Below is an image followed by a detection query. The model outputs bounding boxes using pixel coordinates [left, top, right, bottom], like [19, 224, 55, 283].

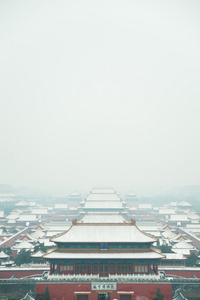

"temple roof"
[84, 201, 123, 209]
[79, 213, 128, 223]
[0, 251, 9, 258]
[86, 193, 121, 201]
[44, 248, 164, 260]
[31, 249, 45, 258]
[51, 221, 157, 244]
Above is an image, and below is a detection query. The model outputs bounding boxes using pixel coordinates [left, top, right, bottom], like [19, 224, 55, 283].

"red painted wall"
[164, 269, 200, 278]
[36, 282, 172, 300]
[0, 268, 49, 279]
[0, 228, 29, 248]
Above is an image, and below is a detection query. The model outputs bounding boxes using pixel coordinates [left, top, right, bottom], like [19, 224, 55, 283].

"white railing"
[47, 273, 161, 281]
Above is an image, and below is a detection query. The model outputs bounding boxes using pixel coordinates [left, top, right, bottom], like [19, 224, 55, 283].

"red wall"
[36, 282, 172, 300]
[0, 228, 29, 248]
[164, 269, 200, 278]
[0, 268, 49, 279]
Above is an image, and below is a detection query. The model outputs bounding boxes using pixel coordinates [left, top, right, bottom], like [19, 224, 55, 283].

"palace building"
[39, 189, 171, 300]
[44, 218, 164, 277]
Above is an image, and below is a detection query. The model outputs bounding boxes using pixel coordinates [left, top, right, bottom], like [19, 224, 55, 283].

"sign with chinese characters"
[92, 283, 117, 290]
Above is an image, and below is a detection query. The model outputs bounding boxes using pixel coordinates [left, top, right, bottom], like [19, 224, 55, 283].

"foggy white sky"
[0, 0, 200, 194]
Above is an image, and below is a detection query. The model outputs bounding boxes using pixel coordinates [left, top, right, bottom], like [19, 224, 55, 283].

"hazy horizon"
[0, 1, 200, 194]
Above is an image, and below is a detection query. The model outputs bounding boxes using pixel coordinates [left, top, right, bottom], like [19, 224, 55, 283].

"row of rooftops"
[0, 188, 199, 268]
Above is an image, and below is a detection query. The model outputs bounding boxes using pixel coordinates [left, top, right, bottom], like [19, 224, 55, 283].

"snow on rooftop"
[38, 238, 56, 247]
[163, 253, 186, 260]
[84, 201, 123, 209]
[178, 201, 192, 207]
[15, 201, 28, 206]
[6, 213, 19, 220]
[86, 193, 121, 201]
[169, 215, 189, 221]
[31, 230, 46, 239]
[31, 249, 45, 258]
[31, 208, 49, 215]
[54, 204, 68, 209]
[172, 248, 192, 256]
[187, 213, 200, 220]
[173, 240, 195, 249]
[91, 188, 116, 194]
[12, 241, 34, 250]
[0, 211, 5, 218]
[79, 213, 128, 223]
[51, 223, 157, 244]
[138, 204, 152, 209]
[17, 215, 38, 221]
[158, 208, 176, 215]
[44, 250, 163, 260]
[162, 230, 177, 239]
[0, 251, 9, 258]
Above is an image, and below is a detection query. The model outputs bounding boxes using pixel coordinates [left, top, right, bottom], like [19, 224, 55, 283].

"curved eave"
[43, 251, 164, 260]
[51, 223, 157, 244]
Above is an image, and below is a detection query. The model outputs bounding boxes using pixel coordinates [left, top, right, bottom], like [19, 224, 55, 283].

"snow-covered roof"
[0, 211, 5, 218]
[138, 204, 152, 209]
[173, 240, 195, 249]
[169, 202, 178, 207]
[38, 238, 55, 247]
[169, 215, 189, 221]
[163, 253, 186, 260]
[84, 201, 123, 209]
[31, 250, 45, 258]
[0, 251, 9, 258]
[31, 230, 46, 239]
[158, 208, 176, 215]
[46, 231, 64, 237]
[91, 188, 116, 194]
[172, 248, 191, 256]
[187, 213, 200, 220]
[20, 293, 35, 300]
[178, 201, 192, 207]
[69, 192, 81, 196]
[162, 230, 177, 239]
[6, 213, 19, 220]
[45, 225, 71, 232]
[31, 208, 49, 215]
[17, 215, 37, 221]
[15, 201, 29, 206]
[44, 250, 164, 260]
[51, 223, 157, 244]
[54, 204, 68, 209]
[86, 193, 121, 201]
[172, 292, 188, 300]
[12, 241, 34, 250]
[80, 213, 128, 223]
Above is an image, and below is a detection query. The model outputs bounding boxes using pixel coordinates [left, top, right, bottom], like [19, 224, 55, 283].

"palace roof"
[84, 201, 123, 209]
[51, 221, 157, 244]
[44, 248, 164, 260]
[31, 249, 45, 258]
[91, 188, 116, 194]
[79, 213, 128, 223]
[86, 193, 121, 201]
[0, 251, 9, 258]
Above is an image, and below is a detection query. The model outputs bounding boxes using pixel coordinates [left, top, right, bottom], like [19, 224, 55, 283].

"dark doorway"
[77, 295, 88, 300]
[120, 295, 131, 300]
[98, 293, 110, 300]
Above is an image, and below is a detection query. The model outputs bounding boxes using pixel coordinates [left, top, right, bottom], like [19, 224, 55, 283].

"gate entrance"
[120, 295, 131, 300]
[98, 293, 110, 300]
[77, 295, 88, 300]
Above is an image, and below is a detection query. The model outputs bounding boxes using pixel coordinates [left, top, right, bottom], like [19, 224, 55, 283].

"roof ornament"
[131, 218, 136, 225]
[72, 218, 78, 225]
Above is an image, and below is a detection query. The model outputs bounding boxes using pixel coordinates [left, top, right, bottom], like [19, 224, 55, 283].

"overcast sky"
[0, 0, 200, 194]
